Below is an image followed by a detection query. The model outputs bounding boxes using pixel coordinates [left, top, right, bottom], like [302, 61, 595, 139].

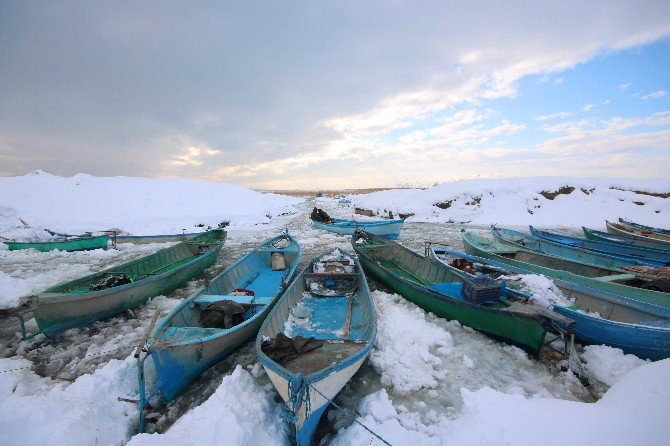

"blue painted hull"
[460, 232, 670, 360]
[256, 251, 376, 446]
[312, 218, 403, 239]
[147, 233, 301, 403]
[530, 226, 670, 267]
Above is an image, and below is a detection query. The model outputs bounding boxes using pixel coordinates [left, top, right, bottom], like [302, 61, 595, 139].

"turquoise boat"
[619, 218, 670, 236]
[461, 230, 670, 308]
[5, 234, 109, 252]
[493, 226, 651, 270]
[312, 218, 404, 239]
[354, 231, 577, 357]
[530, 226, 670, 267]
[429, 244, 670, 361]
[22, 230, 226, 338]
[137, 232, 300, 431]
[606, 220, 670, 249]
[256, 249, 376, 446]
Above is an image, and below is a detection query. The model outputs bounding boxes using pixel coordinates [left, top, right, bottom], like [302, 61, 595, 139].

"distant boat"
[115, 231, 203, 244]
[312, 217, 404, 239]
[337, 199, 352, 205]
[4, 234, 109, 252]
[353, 230, 575, 357]
[606, 220, 670, 249]
[530, 226, 670, 267]
[430, 242, 670, 361]
[138, 232, 300, 432]
[461, 230, 670, 308]
[256, 249, 376, 446]
[619, 218, 670, 236]
[20, 229, 226, 338]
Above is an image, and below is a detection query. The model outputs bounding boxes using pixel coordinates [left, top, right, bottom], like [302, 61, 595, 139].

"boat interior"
[156, 236, 299, 343]
[260, 253, 374, 374]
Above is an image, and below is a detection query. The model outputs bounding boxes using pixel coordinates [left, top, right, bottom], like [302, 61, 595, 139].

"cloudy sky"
[1, 1, 669, 189]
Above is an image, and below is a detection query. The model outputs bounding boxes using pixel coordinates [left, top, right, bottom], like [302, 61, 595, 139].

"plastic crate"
[461, 275, 501, 305]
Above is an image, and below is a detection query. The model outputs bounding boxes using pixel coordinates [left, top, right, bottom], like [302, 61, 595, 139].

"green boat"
[5, 234, 109, 252]
[462, 231, 670, 309]
[351, 230, 576, 357]
[21, 229, 227, 337]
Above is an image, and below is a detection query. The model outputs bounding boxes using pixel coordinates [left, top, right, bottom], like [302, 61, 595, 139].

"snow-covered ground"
[346, 177, 670, 227]
[0, 176, 667, 446]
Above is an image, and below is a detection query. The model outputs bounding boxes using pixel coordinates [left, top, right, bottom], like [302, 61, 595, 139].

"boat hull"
[311, 219, 403, 239]
[116, 232, 202, 244]
[530, 226, 670, 267]
[448, 241, 670, 360]
[6, 235, 109, 252]
[34, 245, 222, 334]
[607, 220, 670, 249]
[356, 240, 547, 356]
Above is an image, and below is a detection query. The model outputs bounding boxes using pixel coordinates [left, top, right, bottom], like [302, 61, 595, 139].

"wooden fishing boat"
[461, 230, 670, 308]
[20, 229, 227, 338]
[606, 220, 670, 249]
[530, 226, 670, 267]
[4, 234, 109, 252]
[137, 232, 300, 432]
[353, 230, 579, 357]
[493, 226, 650, 270]
[429, 243, 670, 361]
[619, 218, 670, 236]
[256, 249, 376, 446]
[115, 231, 203, 244]
[312, 218, 403, 239]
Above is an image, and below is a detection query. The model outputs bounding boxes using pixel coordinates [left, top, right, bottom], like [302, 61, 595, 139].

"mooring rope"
[309, 385, 393, 446]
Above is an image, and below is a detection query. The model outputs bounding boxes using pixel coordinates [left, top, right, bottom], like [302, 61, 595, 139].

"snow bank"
[332, 358, 669, 446]
[127, 365, 286, 446]
[0, 170, 302, 235]
[347, 177, 670, 227]
[0, 356, 138, 445]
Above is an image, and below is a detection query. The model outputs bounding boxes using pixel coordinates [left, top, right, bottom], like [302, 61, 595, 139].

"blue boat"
[444, 238, 670, 361]
[619, 218, 670, 236]
[256, 249, 376, 446]
[137, 232, 301, 432]
[312, 217, 404, 239]
[492, 226, 651, 270]
[529, 226, 670, 267]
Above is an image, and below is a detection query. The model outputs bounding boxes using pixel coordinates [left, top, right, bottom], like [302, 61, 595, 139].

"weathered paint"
[311, 218, 403, 239]
[460, 232, 670, 360]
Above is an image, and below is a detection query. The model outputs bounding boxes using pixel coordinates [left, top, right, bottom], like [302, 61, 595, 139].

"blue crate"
[461, 275, 501, 305]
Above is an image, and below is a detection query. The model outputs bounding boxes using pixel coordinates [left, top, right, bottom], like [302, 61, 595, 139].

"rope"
[309, 385, 393, 446]
[0, 344, 134, 374]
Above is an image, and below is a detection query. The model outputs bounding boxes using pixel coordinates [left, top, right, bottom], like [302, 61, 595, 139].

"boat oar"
[134, 308, 160, 358]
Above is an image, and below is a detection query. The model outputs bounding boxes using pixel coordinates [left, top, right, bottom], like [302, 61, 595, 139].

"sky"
[0, 1, 669, 189]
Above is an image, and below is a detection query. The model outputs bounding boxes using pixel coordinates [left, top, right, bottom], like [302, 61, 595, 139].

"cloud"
[535, 111, 576, 121]
[162, 146, 220, 168]
[582, 104, 596, 111]
[554, 77, 564, 84]
[635, 89, 667, 99]
[618, 83, 632, 91]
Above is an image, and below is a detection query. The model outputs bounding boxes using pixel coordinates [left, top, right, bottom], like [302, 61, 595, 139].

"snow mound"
[127, 365, 286, 445]
[347, 177, 670, 227]
[332, 359, 669, 445]
[0, 357, 138, 445]
[0, 172, 302, 235]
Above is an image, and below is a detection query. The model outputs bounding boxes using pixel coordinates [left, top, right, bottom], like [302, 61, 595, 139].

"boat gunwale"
[255, 251, 376, 385]
[151, 233, 301, 349]
[36, 230, 227, 302]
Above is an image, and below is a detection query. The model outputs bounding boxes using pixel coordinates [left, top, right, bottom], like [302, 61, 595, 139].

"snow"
[332, 358, 669, 446]
[347, 177, 670, 227]
[0, 170, 302, 236]
[127, 365, 286, 446]
[0, 356, 138, 445]
[0, 175, 667, 446]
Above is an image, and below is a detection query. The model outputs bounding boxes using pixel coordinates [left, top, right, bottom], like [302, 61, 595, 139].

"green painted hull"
[32, 229, 226, 334]
[352, 233, 549, 356]
[6, 234, 109, 252]
[462, 231, 670, 309]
